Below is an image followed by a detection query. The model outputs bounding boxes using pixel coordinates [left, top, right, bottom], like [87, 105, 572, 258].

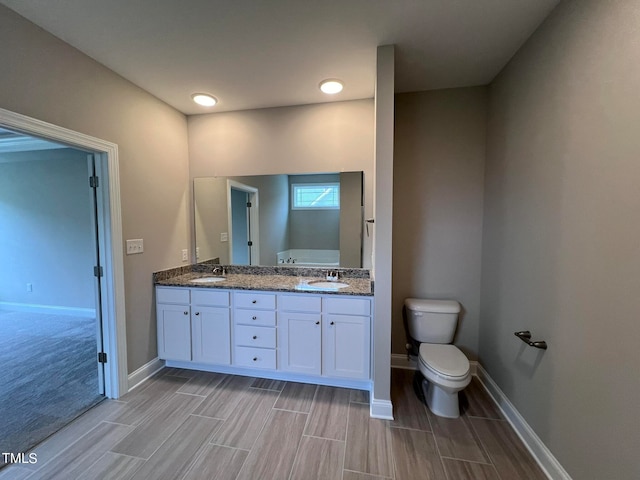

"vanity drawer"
[278, 294, 321, 312]
[234, 292, 276, 310]
[235, 325, 276, 348]
[324, 297, 371, 316]
[191, 289, 229, 307]
[234, 346, 276, 369]
[156, 287, 189, 304]
[234, 309, 276, 327]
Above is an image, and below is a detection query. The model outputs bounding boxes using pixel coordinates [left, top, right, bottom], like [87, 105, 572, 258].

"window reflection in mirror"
[193, 172, 364, 267]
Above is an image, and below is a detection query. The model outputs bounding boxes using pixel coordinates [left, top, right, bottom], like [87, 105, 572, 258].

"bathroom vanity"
[154, 266, 373, 389]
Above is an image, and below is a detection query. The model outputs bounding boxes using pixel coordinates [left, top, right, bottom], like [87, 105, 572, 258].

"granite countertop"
[155, 271, 373, 296]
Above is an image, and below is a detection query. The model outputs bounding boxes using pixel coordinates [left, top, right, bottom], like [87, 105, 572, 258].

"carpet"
[0, 310, 104, 459]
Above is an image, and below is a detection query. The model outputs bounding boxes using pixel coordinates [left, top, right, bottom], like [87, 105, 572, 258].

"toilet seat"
[419, 344, 470, 379]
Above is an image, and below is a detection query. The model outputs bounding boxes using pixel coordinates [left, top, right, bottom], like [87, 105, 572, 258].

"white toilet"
[405, 298, 471, 418]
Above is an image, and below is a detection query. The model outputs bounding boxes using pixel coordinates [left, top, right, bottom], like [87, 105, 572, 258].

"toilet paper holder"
[514, 330, 548, 350]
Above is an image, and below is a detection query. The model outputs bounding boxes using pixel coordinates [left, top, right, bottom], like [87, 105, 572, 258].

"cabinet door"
[278, 312, 321, 375]
[323, 314, 370, 379]
[157, 304, 191, 361]
[191, 306, 231, 365]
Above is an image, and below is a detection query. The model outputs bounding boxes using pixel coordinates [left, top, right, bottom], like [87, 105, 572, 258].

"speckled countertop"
[154, 265, 373, 296]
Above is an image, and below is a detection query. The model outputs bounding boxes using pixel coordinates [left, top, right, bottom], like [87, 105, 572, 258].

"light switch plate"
[126, 239, 144, 255]
[220, 232, 228, 242]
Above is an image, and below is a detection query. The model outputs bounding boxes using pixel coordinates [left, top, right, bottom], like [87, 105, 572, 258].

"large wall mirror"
[194, 172, 364, 267]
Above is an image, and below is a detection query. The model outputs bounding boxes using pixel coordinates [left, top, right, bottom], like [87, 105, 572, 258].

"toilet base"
[422, 379, 461, 418]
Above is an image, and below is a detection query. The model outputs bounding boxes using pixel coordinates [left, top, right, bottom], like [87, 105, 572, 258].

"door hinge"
[247, 240, 253, 246]
[94, 266, 103, 277]
[246, 201, 252, 208]
[89, 175, 99, 188]
[98, 352, 107, 363]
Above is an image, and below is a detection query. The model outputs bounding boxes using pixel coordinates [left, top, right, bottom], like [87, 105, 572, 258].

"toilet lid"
[419, 344, 469, 378]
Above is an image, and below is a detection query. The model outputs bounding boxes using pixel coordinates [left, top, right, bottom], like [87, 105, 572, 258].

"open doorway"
[0, 108, 127, 464]
[0, 127, 106, 458]
[227, 180, 260, 265]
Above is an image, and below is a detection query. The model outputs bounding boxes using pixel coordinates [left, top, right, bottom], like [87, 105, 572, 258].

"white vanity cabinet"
[157, 284, 372, 386]
[156, 287, 192, 361]
[156, 287, 231, 364]
[191, 289, 231, 365]
[232, 292, 277, 369]
[323, 297, 371, 379]
[278, 294, 371, 380]
[278, 295, 322, 375]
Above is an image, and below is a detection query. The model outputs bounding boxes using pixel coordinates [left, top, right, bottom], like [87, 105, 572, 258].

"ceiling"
[0, 0, 560, 115]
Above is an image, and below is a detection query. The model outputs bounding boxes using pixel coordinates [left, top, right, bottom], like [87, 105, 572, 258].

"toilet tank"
[404, 298, 460, 344]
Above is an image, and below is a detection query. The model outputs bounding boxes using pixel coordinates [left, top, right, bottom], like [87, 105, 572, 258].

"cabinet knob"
[252, 316, 257, 320]
[253, 357, 258, 361]
[315, 321, 320, 325]
[252, 335, 257, 339]
[252, 300, 257, 304]
[330, 321, 335, 325]
[195, 312, 200, 316]
[183, 311, 189, 315]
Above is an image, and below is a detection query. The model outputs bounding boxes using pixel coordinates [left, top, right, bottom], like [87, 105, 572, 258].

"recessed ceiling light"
[191, 93, 217, 107]
[319, 79, 343, 94]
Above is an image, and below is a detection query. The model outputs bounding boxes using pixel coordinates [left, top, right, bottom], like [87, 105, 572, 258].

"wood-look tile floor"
[0, 368, 547, 480]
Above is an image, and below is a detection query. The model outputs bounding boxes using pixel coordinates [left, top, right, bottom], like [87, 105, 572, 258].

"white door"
[157, 304, 191, 361]
[191, 306, 231, 364]
[278, 312, 322, 375]
[323, 314, 370, 379]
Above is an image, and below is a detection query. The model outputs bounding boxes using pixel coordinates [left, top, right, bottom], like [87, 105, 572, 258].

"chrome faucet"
[212, 266, 225, 276]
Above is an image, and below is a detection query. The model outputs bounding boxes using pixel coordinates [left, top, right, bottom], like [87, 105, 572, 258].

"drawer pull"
[253, 357, 258, 361]
[252, 335, 257, 339]
[184, 311, 189, 315]
[330, 321, 335, 325]
[252, 316, 257, 320]
[315, 321, 320, 325]
[252, 300, 257, 304]
[195, 312, 200, 316]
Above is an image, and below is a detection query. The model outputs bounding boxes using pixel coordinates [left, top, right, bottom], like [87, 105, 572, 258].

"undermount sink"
[297, 280, 349, 290]
[190, 276, 226, 284]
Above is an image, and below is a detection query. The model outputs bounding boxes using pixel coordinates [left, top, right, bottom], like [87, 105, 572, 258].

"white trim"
[476, 364, 571, 480]
[370, 396, 394, 419]
[391, 353, 417, 370]
[128, 357, 165, 392]
[0, 301, 95, 317]
[0, 107, 128, 399]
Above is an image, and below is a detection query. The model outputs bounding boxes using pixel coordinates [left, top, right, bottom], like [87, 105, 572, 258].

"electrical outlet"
[196, 247, 200, 259]
[26, 283, 33, 292]
[126, 239, 144, 255]
[220, 232, 228, 242]
[182, 249, 188, 262]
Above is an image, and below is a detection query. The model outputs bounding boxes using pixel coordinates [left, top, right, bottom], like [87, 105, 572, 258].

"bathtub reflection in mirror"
[193, 172, 363, 267]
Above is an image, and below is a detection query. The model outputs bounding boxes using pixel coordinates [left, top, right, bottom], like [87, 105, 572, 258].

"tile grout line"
[467, 416, 505, 480]
[287, 384, 317, 480]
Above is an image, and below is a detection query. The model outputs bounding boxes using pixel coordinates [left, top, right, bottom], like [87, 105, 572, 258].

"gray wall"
[0, 5, 190, 373]
[288, 174, 340, 251]
[393, 88, 487, 359]
[481, 1, 640, 478]
[187, 100, 374, 268]
[0, 149, 94, 310]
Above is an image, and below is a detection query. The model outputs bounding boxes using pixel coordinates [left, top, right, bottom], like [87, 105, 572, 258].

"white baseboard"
[391, 355, 567, 479]
[475, 364, 571, 480]
[0, 301, 95, 317]
[128, 357, 165, 392]
[370, 396, 394, 419]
